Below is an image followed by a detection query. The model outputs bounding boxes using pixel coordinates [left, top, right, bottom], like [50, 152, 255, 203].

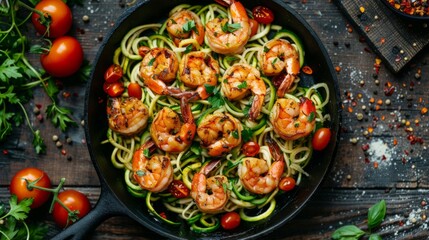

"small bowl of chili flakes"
[382, 0, 429, 20]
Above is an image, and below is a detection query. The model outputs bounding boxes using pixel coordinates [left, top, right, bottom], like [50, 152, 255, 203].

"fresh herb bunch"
[332, 200, 386, 240]
[0, 0, 89, 154]
[0, 196, 48, 240]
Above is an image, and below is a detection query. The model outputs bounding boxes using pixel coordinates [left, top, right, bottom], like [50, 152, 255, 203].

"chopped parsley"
[221, 22, 242, 33]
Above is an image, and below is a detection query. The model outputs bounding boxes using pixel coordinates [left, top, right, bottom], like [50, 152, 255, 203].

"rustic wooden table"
[1, 0, 429, 239]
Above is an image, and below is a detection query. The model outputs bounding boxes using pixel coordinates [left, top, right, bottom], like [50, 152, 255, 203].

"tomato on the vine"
[168, 180, 190, 199]
[41, 36, 83, 77]
[252, 6, 275, 24]
[9, 167, 52, 208]
[104, 64, 123, 83]
[221, 212, 241, 230]
[279, 177, 296, 192]
[52, 189, 91, 228]
[242, 141, 260, 157]
[312, 127, 332, 151]
[127, 82, 142, 99]
[31, 0, 72, 38]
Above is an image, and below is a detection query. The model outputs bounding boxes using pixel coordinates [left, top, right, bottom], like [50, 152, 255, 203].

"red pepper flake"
[368, 127, 374, 133]
[348, 107, 353, 113]
[421, 200, 427, 207]
[369, 98, 375, 103]
[421, 107, 428, 115]
[335, 66, 341, 72]
[399, 220, 404, 226]
[35, 104, 42, 109]
[402, 157, 407, 164]
[61, 149, 67, 155]
[382, 155, 387, 160]
[159, 212, 167, 219]
[302, 66, 313, 75]
[2, 149, 8, 155]
[62, 91, 71, 98]
[373, 162, 379, 168]
[404, 150, 409, 156]
[361, 143, 370, 151]
[380, 38, 386, 44]
[36, 114, 43, 122]
[364, 25, 370, 32]
[393, 138, 398, 146]
[365, 157, 370, 163]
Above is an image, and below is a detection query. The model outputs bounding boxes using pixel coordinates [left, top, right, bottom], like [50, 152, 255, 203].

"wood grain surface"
[1, 0, 429, 239]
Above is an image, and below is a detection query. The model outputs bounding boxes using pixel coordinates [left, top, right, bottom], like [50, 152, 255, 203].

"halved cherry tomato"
[242, 141, 260, 157]
[52, 189, 91, 228]
[301, 98, 316, 116]
[249, 18, 259, 37]
[127, 82, 142, 99]
[221, 212, 241, 230]
[279, 176, 296, 192]
[9, 167, 52, 209]
[40, 36, 83, 77]
[252, 6, 275, 25]
[104, 81, 125, 97]
[312, 127, 332, 151]
[168, 180, 190, 199]
[104, 64, 123, 83]
[31, 0, 72, 38]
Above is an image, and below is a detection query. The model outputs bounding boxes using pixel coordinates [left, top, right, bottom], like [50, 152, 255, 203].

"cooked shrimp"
[238, 136, 285, 194]
[166, 10, 205, 48]
[150, 97, 196, 153]
[270, 97, 316, 141]
[197, 112, 242, 157]
[191, 160, 229, 214]
[178, 51, 220, 100]
[221, 63, 266, 121]
[132, 140, 173, 193]
[140, 48, 180, 96]
[259, 39, 300, 97]
[205, 0, 251, 54]
[107, 97, 149, 137]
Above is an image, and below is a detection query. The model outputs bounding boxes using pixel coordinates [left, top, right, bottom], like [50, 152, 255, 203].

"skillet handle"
[51, 188, 127, 240]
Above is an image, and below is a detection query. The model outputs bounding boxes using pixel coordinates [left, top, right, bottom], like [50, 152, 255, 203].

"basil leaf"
[369, 234, 382, 240]
[367, 200, 386, 230]
[332, 225, 365, 240]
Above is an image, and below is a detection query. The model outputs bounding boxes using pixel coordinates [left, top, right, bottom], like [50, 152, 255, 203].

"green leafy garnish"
[237, 81, 247, 89]
[221, 23, 242, 33]
[182, 20, 197, 33]
[332, 225, 365, 240]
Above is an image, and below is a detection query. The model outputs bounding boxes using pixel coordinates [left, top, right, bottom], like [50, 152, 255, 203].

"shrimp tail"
[249, 94, 264, 121]
[201, 159, 221, 175]
[266, 135, 285, 162]
[276, 73, 295, 97]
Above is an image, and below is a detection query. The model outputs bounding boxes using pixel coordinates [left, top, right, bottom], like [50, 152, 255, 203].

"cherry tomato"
[242, 141, 260, 157]
[41, 36, 83, 77]
[31, 0, 72, 38]
[252, 6, 275, 24]
[221, 212, 241, 230]
[104, 64, 123, 83]
[301, 98, 316, 116]
[249, 18, 259, 37]
[9, 167, 52, 208]
[52, 189, 91, 228]
[279, 177, 296, 192]
[127, 82, 142, 99]
[168, 180, 190, 199]
[104, 81, 125, 97]
[312, 127, 332, 151]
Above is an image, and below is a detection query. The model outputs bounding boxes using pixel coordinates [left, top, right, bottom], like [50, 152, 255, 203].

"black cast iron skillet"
[52, 0, 341, 239]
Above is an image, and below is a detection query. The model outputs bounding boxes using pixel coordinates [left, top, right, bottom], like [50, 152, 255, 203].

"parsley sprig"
[0, 196, 48, 240]
[0, 0, 87, 153]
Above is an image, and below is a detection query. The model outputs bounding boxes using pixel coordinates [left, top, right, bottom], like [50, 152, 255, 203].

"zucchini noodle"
[102, 2, 331, 233]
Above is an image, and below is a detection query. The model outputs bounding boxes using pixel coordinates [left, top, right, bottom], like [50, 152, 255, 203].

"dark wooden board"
[334, 0, 429, 73]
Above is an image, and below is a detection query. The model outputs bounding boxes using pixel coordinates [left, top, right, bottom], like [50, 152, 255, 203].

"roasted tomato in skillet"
[252, 6, 275, 24]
